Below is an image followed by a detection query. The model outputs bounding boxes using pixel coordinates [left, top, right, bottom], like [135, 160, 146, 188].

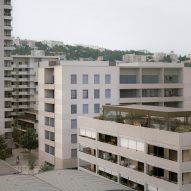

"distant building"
[154, 52, 166, 62]
[169, 51, 178, 63]
[42, 40, 64, 48]
[122, 54, 147, 63]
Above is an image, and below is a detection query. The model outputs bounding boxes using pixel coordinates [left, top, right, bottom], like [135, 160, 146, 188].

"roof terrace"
[97, 105, 191, 133]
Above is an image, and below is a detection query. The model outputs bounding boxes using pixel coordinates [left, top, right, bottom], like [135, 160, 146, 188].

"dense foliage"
[0, 136, 9, 160]
[13, 42, 152, 61]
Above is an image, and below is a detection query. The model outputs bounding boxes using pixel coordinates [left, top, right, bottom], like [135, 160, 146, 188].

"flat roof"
[0, 170, 133, 191]
[103, 105, 191, 117]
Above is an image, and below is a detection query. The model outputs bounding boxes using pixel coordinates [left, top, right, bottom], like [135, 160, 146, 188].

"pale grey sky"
[12, 0, 191, 54]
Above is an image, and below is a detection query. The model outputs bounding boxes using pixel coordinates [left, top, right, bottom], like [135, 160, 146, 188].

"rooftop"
[100, 105, 191, 133]
[0, 170, 133, 191]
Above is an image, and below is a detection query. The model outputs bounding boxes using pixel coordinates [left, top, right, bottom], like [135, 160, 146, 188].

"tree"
[20, 129, 38, 152]
[0, 136, 8, 160]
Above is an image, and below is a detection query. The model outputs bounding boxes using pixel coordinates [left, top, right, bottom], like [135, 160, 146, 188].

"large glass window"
[105, 74, 111, 84]
[83, 74, 88, 84]
[83, 89, 88, 99]
[120, 75, 136, 84]
[71, 90, 77, 99]
[71, 119, 77, 129]
[142, 75, 159, 83]
[94, 89, 100, 99]
[105, 89, 111, 98]
[71, 104, 77, 114]
[45, 117, 55, 127]
[94, 104, 100, 113]
[71, 134, 77, 144]
[83, 104, 89, 114]
[94, 74, 100, 84]
[71, 74, 77, 84]
[71, 149, 77, 158]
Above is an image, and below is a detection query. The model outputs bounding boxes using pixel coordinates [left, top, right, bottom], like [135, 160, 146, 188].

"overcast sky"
[12, 0, 191, 54]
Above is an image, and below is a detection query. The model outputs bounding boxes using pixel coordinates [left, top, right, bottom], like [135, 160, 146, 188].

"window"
[45, 117, 54, 127]
[120, 75, 136, 84]
[71, 104, 77, 114]
[45, 130, 55, 141]
[71, 149, 77, 158]
[94, 104, 100, 113]
[71, 90, 77, 99]
[83, 89, 88, 99]
[71, 119, 77, 129]
[45, 144, 55, 155]
[94, 89, 100, 99]
[83, 74, 88, 84]
[105, 89, 111, 98]
[71, 74, 77, 84]
[94, 74, 100, 84]
[142, 75, 159, 83]
[105, 74, 111, 84]
[80, 129, 96, 139]
[83, 104, 88, 114]
[71, 134, 77, 144]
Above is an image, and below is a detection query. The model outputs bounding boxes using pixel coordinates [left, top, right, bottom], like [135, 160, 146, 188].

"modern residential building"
[118, 62, 189, 108]
[38, 61, 191, 169]
[38, 61, 119, 169]
[78, 104, 191, 191]
[12, 53, 59, 131]
[0, 0, 13, 141]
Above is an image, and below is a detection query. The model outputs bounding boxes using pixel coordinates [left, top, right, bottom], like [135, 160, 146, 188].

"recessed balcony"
[98, 150, 117, 164]
[98, 133, 117, 146]
[147, 164, 178, 184]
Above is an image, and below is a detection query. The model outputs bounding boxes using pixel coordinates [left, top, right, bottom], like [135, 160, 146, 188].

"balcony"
[98, 150, 117, 164]
[79, 159, 96, 173]
[98, 133, 117, 146]
[120, 156, 144, 173]
[79, 144, 96, 156]
[98, 169, 118, 182]
[147, 165, 178, 184]
[120, 177, 144, 191]
[148, 144, 177, 162]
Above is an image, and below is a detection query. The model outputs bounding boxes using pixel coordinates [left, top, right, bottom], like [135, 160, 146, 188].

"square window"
[83, 74, 88, 84]
[71, 104, 77, 114]
[105, 89, 111, 98]
[94, 89, 100, 99]
[71, 74, 77, 84]
[71, 119, 77, 129]
[71, 90, 77, 99]
[71, 149, 77, 158]
[71, 134, 77, 144]
[83, 89, 88, 99]
[105, 74, 111, 84]
[83, 104, 89, 114]
[94, 104, 100, 113]
[94, 74, 100, 84]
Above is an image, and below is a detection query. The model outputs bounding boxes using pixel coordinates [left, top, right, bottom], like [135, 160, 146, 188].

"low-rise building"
[78, 104, 191, 191]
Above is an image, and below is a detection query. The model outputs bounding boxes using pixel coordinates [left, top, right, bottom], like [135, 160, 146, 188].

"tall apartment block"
[38, 61, 191, 169]
[38, 61, 119, 169]
[0, 0, 13, 140]
[12, 53, 59, 131]
[78, 105, 191, 191]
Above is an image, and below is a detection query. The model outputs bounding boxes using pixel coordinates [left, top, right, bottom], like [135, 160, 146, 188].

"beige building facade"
[78, 105, 191, 191]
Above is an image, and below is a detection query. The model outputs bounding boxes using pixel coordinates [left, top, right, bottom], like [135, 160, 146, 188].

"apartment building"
[38, 61, 191, 169]
[118, 62, 189, 108]
[38, 61, 119, 169]
[12, 53, 59, 131]
[78, 105, 191, 191]
[0, 0, 13, 141]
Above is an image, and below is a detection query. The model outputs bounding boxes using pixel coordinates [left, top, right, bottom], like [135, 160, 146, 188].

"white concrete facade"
[38, 61, 119, 169]
[78, 105, 191, 191]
